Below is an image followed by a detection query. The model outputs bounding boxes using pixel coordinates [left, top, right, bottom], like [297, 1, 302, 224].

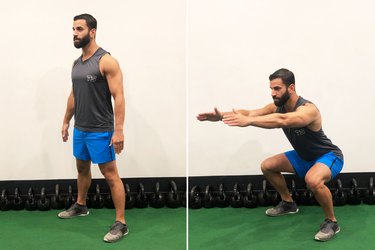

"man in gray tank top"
[197, 68, 344, 242]
[60, 14, 128, 243]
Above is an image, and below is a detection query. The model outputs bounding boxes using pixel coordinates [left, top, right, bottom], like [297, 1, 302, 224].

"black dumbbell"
[51, 184, 65, 209]
[301, 187, 317, 206]
[333, 179, 347, 206]
[363, 177, 375, 205]
[25, 187, 37, 211]
[271, 191, 281, 206]
[125, 184, 135, 209]
[243, 183, 257, 208]
[65, 185, 76, 209]
[203, 185, 216, 208]
[149, 182, 165, 208]
[347, 178, 362, 205]
[216, 184, 230, 208]
[1, 189, 12, 211]
[135, 183, 148, 208]
[189, 186, 202, 209]
[290, 179, 301, 205]
[166, 181, 181, 208]
[257, 180, 272, 207]
[12, 187, 24, 210]
[37, 187, 51, 211]
[231, 183, 243, 208]
[105, 192, 115, 209]
[91, 184, 105, 208]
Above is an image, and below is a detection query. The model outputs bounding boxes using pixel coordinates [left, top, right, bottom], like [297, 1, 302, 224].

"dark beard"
[273, 90, 290, 107]
[73, 33, 90, 48]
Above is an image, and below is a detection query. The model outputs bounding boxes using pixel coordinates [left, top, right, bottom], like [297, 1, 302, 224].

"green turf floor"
[0, 207, 186, 250]
[2, 205, 373, 249]
[189, 205, 374, 250]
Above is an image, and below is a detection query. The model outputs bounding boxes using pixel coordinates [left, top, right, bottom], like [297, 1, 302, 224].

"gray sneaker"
[265, 200, 299, 216]
[103, 221, 129, 243]
[314, 219, 340, 241]
[58, 203, 89, 219]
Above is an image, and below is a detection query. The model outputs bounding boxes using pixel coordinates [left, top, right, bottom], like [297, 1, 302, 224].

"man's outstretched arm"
[197, 103, 276, 122]
[222, 104, 319, 129]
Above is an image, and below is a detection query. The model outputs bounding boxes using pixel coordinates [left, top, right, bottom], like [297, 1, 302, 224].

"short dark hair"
[269, 68, 295, 87]
[74, 13, 97, 30]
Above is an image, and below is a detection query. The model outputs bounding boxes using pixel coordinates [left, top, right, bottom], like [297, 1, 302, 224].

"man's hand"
[197, 107, 223, 121]
[110, 130, 124, 154]
[222, 109, 251, 127]
[62, 123, 70, 142]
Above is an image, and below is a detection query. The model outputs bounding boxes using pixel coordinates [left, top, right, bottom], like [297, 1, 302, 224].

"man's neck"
[284, 94, 299, 112]
[81, 42, 99, 61]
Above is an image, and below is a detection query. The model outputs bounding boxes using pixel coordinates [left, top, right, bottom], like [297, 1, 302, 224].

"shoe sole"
[103, 230, 129, 243]
[265, 208, 299, 217]
[314, 227, 340, 242]
[58, 211, 90, 219]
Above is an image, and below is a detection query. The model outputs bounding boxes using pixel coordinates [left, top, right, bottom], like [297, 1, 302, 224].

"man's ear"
[90, 28, 96, 38]
[289, 83, 295, 92]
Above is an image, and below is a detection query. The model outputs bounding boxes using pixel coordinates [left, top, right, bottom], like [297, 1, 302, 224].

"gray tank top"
[71, 48, 114, 132]
[276, 97, 343, 161]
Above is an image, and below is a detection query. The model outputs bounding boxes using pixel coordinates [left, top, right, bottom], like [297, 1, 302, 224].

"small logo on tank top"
[86, 75, 97, 83]
[294, 128, 306, 136]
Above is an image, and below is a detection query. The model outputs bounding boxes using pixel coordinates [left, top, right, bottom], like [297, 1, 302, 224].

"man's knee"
[305, 163, 332, 192]
[76, 160, 91, 175]
[100, 162, 120, 184]
[261, 158, 275, 173]
[305, 175, 325, 192]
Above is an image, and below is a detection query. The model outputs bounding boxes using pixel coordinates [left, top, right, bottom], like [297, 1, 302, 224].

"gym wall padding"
[0, 0, 186, 180]
[189, 0, 375, 176]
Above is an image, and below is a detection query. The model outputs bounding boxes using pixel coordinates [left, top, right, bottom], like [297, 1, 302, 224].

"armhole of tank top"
[98, 53, 110, 78]
[72, 58, 80, 68]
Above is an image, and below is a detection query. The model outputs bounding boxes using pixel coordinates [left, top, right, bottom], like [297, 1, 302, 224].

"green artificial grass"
[2, 205, 373, 250]
[0, 207, 186, 250]
[189, 205, 374, 250]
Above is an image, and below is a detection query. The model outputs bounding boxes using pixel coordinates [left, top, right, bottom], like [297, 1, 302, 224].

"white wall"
[0, 0, 186, 180]
[189, 0, 375, 176]
[2, 0, 374, 180]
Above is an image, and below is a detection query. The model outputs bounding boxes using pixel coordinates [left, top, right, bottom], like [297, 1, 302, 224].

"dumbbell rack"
[1, 173, 375, 210]
[188, 173, 375, 209]
[0, 178, 186, 211]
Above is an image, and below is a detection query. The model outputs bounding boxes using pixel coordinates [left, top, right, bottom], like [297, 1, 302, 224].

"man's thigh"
[263, 152, 296, 173]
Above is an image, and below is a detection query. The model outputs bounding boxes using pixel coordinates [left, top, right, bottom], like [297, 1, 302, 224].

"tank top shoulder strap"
[93, 48, 109, 61]
[293, 96, 312, 111]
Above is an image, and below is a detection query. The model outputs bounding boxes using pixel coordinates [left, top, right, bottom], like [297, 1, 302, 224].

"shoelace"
[275, 201, 285, 209]
[320, 219, 336, 231]
[109, 222, 124, 232]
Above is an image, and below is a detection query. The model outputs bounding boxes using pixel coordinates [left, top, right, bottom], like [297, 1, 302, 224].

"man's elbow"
[276, 114, 290, 128]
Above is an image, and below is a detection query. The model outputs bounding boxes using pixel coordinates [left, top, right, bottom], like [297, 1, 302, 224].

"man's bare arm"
[223, 104, 319, 128]
[101, 54, 125, 154]
[237, 103, 277, 117]
[62, 89, 74, 142]
[197, 103, 276, 122]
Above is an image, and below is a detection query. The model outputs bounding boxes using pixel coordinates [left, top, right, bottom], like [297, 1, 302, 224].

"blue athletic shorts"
[73, 128, 116, 164]
[285, 150, 344, 179]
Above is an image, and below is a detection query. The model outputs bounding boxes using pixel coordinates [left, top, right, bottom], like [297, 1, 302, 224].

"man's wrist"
[246, 117, 253, 126]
